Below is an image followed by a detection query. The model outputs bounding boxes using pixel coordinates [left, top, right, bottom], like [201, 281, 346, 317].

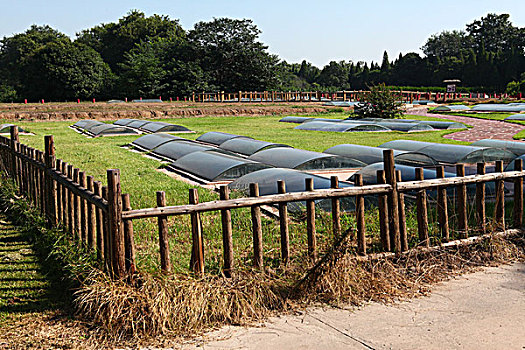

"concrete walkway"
[179, 263, 525, 350]
[409, 107, 525, 142]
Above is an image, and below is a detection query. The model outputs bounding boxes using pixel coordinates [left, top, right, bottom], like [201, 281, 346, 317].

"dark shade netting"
[219, 138, 291, 156]
[73, 120, 101, 129]
[131, 134, 186, 151]
[505, 154, 525, 172]
[196, 132, 252, 146]
[470, 139, 525, 156]
[169, 150, 271, 182]
[151, 140, 216, 161]
[249, 147, 366, 170]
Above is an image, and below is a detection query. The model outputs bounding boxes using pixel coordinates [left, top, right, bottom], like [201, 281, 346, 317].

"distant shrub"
[354, 84, 403, 119]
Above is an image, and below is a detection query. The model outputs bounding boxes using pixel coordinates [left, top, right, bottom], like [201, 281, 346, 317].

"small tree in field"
[353, 83, 403, 119]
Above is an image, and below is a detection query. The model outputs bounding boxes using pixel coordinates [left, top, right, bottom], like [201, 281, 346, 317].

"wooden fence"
[191, 90, 508, 103]
[1, 127, 524, 280]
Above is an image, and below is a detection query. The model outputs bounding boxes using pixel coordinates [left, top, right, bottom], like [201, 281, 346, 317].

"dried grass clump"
[74, 270, 288, 338]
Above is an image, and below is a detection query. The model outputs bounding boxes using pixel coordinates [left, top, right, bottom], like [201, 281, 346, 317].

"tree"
[466, 13, 524, 54]
[380, 51, 391, 71]
[188, 18, 279, 91]
[353, 83, 403, 119]
[421, 30, 471, 59]
[317, 61, 350, 89]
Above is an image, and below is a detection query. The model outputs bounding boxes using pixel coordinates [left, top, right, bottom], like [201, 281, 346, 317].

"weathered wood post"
[87, 176, 96, 249]
[10, 126, 18, 183]
[383, 150, 401, 253]
[79, 171, 88, 244]
[249, 183, 264, 270]
[277, 180, 290, 265]
[396, 170, 408, 251]
[44, 136, 57, 225]
[219, 186, 234, 277]
[122, 193, 136, 275]
[495, 160, 505, 231]
[94, 181, 104, 261]
[456, 164, 468, 238]
[156, 191, 171, 273]
[355, 174, 366, 255]
[102, 186, 111, 268]
[189, 188, 204, 276]
[61, 162, 68, 226]
[330, 176, 341, 238]
[377, 170, 390, 251]
[513, 159, 523, 229]
[305, 178, 317, 261]
[415, 168, 429, 247]
[73, 168, 80, 238]
[436, 166, 449, 241]
[55, 159, 62, 222]
[107, 169, 126, 279]
[476, 162, 486, 233]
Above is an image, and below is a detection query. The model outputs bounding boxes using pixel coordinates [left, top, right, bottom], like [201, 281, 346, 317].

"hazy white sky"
[1, 0, 524, 67]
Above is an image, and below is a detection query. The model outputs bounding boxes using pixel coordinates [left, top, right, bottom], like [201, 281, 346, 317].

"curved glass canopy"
[470, 139, 525, 156]
[219, 138, 291, 156]
[113, 118, 139, 126]
[249, 147, 365, 170]
[131, 133, 185, 151]
[170, 150, 271, 182]
[279, 116, 315, 123]
[295, 121, 390, 132]
[139, 121, 191, 133]
[196, 131, 252, 146]
[349, 162, 455, 185]
[323, 144, 438, 167]
[151, 140, 215, 161]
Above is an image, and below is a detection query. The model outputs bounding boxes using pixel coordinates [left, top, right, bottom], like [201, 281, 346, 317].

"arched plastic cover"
[295, 121, 390, 132]
[433, 105, 471, 112]
[279, 116, 315, 123]
[114, 119, 140, 126]
[73, 120, 100, 129]
[88, 124, 139, 137]
[418, 120, 465, 129]
[131, 134, 185, 151]
[345, 118, 465, 130]
[249, 147, 365, 170]
[196, 132, 252, 146]
[471, 104, 525, 112]
[505, 154, 525, 172]
[126, 120, 151, 129]
[151, 140, 215, 161]
[504, 114, 525, 121]
[379, 140, 436, 152]
[0, 124, 24, 133]
[219, 138, 291, 156]
[471, 139, 525, 156]
[323, 144, 438, 166]
[139, 121, 191, 133]
[170, 150, 271, 182]
[372, 121, 434, 132]
[349, 163, 455, 184]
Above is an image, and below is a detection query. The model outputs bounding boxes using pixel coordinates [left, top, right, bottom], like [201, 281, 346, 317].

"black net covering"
[323, 144, 438, 166]
[470, 139, 525, 156]
[140, 121, 191, 133]
[219, 138, 291, 156]
[196, 132, 252, 146]
[249, 147, 365, 170]
[151, 140, 216, 161]
[170, 150, 271, 181]
[131, 134, 185, 151]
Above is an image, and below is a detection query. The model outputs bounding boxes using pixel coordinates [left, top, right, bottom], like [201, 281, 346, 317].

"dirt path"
[409, 107, 525, 142]
[178, 262, 525, 350]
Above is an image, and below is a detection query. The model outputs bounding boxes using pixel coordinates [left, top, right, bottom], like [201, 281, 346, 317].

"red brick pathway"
[409, 107, 525, 142]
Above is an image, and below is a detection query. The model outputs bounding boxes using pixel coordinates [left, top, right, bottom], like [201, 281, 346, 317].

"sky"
[1, 0, 525, 67]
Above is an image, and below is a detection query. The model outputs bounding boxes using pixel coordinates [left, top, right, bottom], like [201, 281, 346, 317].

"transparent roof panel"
[249, 147, 365, 170]
[131, 134, 185, 151]
[372, 122, 434, 132]
[73, 120, 101, 129]
[219, 138, 291, 156]
[151, 140, 215, 161]
[433, 105, 471, 112]
[472, 104, 525, 112]
[295, 121, 390, 132]
[88, 124, 139, 137]
[196, 132, 252, 146]
[379, 140, 436, 152]
[170, 150, 271, 182]
[504, 114, 525, 121]
[470, 139, 525, 156]
[140, 121, 191, 133]
[350, 162, 455, 185]
[126, 120, 151, 129]
[279, 116, 315, 123]
[323, 144, 438, 166]
[114, 118, 139, 126]
[416, 143, 516, 164]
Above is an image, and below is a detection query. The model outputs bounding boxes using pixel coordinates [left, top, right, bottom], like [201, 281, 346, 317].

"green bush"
[354, 84, 403, 119]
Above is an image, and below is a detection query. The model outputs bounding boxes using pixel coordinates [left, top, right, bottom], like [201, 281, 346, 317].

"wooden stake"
[305, 178, 317, 261]
[383, 150, 400, 253]
[377, 170, 391, 251]
[107, 169, 125, 279]
[513, 159, 523, 229]
[456, 164, 468, 238]
[189, 189, 204, 275]
[355, 174, 366, 255]
[415, 168, 429, 247]
[94, 181, 104, 261]
[87, 176, 96, 249]
[495, 160, 505, 231]
[249, 183, 264, 270]
[330, 176, 341, 238]
[122, 193, 136, 275]
[277, 180, 290, 265]
[219, 186, 234, 277]
[476, 163, 486, 233]
[436, 166, 449, 241]
[396, 170, 408, 251]
[79, 171, 87, 244]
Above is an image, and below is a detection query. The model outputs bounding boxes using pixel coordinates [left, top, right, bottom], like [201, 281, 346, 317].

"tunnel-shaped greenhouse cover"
[350, 163, 455, 185]
[73, 120, 101, 129]
[0, 124, 24, 133]
[151, 140, 216, 161]
[86, 123, 139, 137]
[126, 120, 151, 129]
[323, 144, 438, 167]
[279, 116, 315, 123]
[139, 121, 191, 133]
[219, 138, 291, 156]
[196, 132, 252, 146]
[169, 150, 271, 182]
[344, 117, 465, 130]
[380, 140, 516, 164]
[471, 104, 525, 113]
[366, 121, 434, 132]
[131, 134, 185, 151]
[114, 119, 140, 126]
[295, 121, 391, 132]
[432, 105, 471, 112]
[470, 139, 525, 156]
[505, 154, 525, 172]
[504, 114, 525, 121]
[249, 147, 365, 170]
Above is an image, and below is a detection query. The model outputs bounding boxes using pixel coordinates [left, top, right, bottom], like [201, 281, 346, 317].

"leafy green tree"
[421, 30, 471, 59]
[354, 83, 403, 119]
[317, 61, 350, 90]
[466, 13, 524, 54]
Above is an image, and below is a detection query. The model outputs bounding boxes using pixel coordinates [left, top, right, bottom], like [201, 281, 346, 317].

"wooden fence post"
[79, 171, 87, 244]
[67, 165, 74, 235]
[121, 193, 135, 275]
[44, 136, 57, 225]
[87, 176, 96, 249]
[513, 159, 523, 229]
[55, 159, 62, 222]
[277, 180, 290, 265]
[383, 150, 400, 253]
[436, 166, 449, 241]
[355, 174, 366, 255]
[305, 178, 317, 261]
[61, 162, 68, 226]
[73, 168, 80, 239]
[107, 169, 126, 279]
[476, 163, 486, 233]
[495, 160, 505, 231]
[377, 170, 391, 251]
[102, 186, 111, 268]
[10, 126, 18, 183]
[456, 164, 468, 238]
[94, 181, 104, 261]
[156, 191, 171, 273]
[249, 183, 264, 270]
[330, 176, 341, 238]
[189, 188, 204, 276]
[396, 170, 408, 251]
[219, 186, 234, 277]
[415, 168, 429, 247]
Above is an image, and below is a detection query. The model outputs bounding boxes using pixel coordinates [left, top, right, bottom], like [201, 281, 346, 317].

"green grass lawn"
[2, 113, 470, 273]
